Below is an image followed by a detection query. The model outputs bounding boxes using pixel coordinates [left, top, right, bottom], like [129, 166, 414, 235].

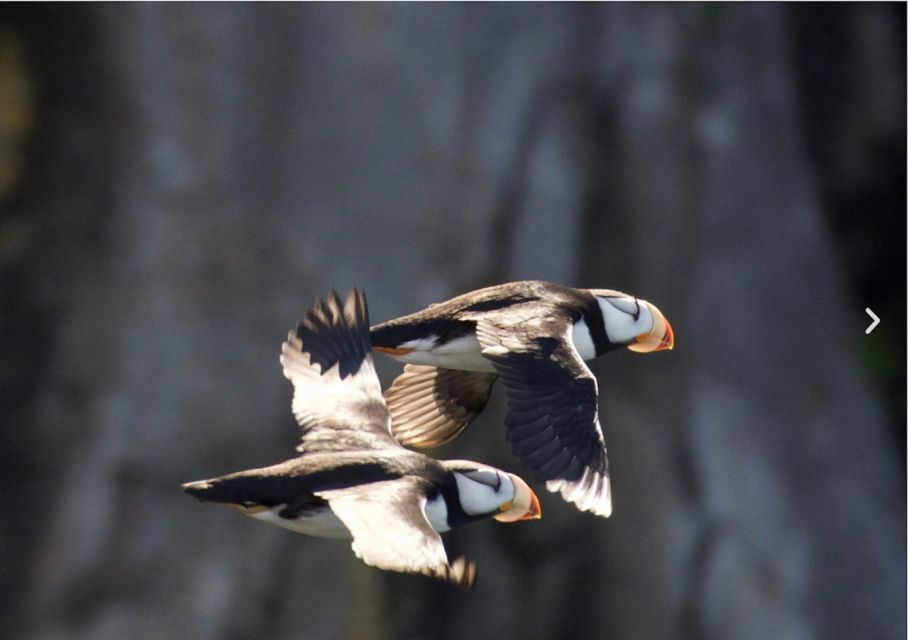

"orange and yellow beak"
[518, 488, 542, 521]
[627, 301, 674, 353]
[494, 475, 542, 522]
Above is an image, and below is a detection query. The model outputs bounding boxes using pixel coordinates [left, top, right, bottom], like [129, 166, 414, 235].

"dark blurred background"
[0, 4, 904, 640]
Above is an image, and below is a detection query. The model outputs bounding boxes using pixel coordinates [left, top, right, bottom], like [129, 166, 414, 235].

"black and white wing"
[281, 288, 400, 453]
[384, 365, 498, 448]
[317, 478, 477, 588]
[475, 314, 612, 517]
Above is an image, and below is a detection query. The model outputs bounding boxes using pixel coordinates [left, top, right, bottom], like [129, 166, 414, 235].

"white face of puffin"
[592, 292, 675, 353]
[426, 464, 542, 532]
[454, 467, 541, 522]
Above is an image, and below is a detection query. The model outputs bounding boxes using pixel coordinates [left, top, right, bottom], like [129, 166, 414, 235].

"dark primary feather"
[281, 292, 400, 454]
[474, 315, 610, 514]
[297, 288, 371, 379]
[483, 336, 606, 482]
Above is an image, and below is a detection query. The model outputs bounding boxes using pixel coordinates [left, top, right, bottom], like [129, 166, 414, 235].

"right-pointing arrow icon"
[865, 308, 880, 334]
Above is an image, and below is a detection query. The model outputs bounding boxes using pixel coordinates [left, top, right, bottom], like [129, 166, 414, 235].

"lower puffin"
[183, 288, 540, 588]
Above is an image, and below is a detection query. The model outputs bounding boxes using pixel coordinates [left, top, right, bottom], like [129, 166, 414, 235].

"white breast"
[249, 505, 351, 539]
[398, 334, 495, 372]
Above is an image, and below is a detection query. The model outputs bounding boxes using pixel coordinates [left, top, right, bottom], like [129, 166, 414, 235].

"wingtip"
[546, 471, 613, 518]
[346, 286, 371, 353]
[443, 556, 478, 589]
[328, 287, 344, 313]
[344, 286, 367, 316]
[292, 286, 372, 380]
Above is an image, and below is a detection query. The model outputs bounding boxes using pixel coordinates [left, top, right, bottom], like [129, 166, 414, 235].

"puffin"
[370, 280, 674, 518]
[183, 288, 541, 588]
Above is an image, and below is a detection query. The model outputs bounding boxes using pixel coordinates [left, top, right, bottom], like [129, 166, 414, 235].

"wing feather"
[317, 479, 477, 588]
[385, 365, 497, 448]
[475, 316, 612, 517]
[280, 289, 399, 453]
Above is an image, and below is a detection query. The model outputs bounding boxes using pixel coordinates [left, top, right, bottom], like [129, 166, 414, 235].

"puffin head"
[590, 290, 674, 353]
[444, 463, 542, 523]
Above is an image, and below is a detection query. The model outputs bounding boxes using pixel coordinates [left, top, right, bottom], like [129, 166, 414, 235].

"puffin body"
[370, 280, 674, 518]
[184, 289, 540, 588]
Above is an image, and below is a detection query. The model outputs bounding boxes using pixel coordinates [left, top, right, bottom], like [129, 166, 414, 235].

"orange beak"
[494, 475, 542, 522]
[519, 489, 542, 521]
[627, 302, 674, 353]
[657, 316, 674, 351]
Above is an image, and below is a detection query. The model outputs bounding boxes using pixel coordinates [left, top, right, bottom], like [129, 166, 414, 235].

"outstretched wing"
[385, 365, 498, 448]
[281, 288, 400, 453]
[317, 478, 477, 588]
[475, 314, 612, 517]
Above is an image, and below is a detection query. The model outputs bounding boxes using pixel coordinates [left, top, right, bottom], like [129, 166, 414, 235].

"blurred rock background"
[0, 4, 903, 640]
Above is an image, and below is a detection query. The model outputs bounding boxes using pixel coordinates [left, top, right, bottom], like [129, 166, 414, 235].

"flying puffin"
[370, 280, 674, 518]
[183, 288, 541, 588]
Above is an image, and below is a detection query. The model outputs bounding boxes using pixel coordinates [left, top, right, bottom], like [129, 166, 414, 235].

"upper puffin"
[370, 280, 674, 518]
[184, 288, 540, 588]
